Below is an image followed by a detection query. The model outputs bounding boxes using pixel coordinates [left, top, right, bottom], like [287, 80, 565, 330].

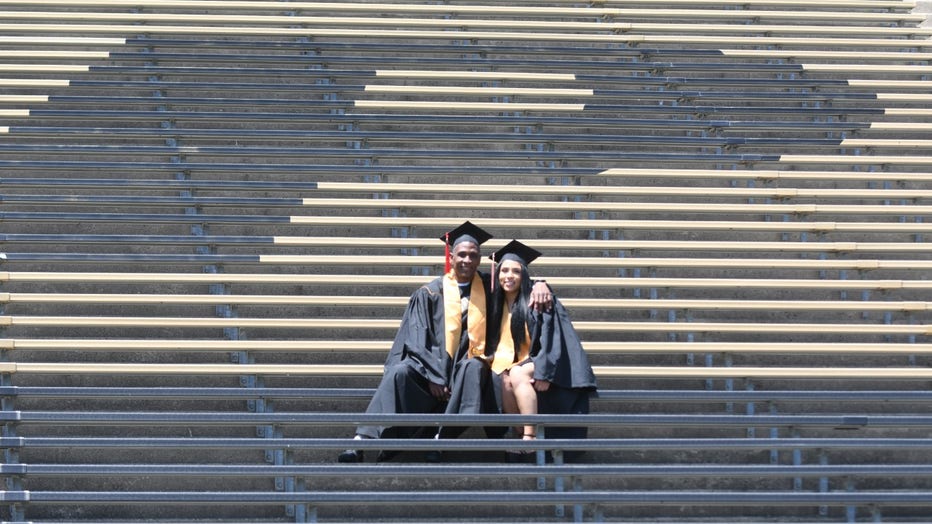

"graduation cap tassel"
[444, 232, 451, 275]
[490, 252, 496, 293]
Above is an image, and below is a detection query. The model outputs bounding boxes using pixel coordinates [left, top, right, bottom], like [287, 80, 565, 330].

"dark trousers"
[440, 358, 502, 438]
[358, 358, 500, 440]
[357, 361, 443, 440]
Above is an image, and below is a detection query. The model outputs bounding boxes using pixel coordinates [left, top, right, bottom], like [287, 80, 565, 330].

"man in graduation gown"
[338, 222, 552, 463]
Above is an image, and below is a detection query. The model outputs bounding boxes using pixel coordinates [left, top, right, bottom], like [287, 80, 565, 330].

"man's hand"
[528, 280, 553, 312]
[530, 379, 551, 392]
[429, 382, 450, 401]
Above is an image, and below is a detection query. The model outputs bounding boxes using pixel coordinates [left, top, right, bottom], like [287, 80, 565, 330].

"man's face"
[449, 241, 481, 283]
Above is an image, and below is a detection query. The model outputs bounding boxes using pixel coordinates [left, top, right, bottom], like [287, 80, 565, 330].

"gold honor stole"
[491, 301, 531, 374]
[443, 271, 487, 359]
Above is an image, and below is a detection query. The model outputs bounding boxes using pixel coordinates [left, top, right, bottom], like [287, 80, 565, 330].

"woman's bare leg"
[508, 363, 538, 438]
[500, 372, 523, 436]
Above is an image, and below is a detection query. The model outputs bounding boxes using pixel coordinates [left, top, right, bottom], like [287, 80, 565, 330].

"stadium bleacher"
[1, 0, 932, 522]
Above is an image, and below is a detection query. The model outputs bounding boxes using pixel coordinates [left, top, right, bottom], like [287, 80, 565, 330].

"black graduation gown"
[531, 297, 597, 439]
[493, 297, 597, 440]
[358, 273, 497, 439]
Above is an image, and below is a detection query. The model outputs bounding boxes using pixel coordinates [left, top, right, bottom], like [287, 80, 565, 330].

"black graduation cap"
[490, 239, 542, 267]
[440, 221, 493, 274]
[439, 220, 493, 248]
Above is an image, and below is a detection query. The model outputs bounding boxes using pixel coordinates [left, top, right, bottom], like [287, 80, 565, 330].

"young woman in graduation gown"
[486, 240, 597, 447]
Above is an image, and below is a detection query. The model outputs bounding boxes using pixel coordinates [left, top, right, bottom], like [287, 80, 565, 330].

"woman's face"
[498, 259, 523, 295]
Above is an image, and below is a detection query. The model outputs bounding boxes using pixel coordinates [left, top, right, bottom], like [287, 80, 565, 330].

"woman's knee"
[509, 365, 534, 384]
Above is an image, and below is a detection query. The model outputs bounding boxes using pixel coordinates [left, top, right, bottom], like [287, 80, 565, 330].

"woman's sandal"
[505, 432, 538, 462]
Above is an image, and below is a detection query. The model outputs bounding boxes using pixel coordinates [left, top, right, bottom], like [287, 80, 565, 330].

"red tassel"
[444, 232, 451, 275]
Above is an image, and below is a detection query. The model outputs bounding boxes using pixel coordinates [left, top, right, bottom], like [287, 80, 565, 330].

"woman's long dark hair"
[488, 258, 533, 355]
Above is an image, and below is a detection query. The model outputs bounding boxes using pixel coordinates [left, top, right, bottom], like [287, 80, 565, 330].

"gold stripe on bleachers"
[284, 216, 932, 233]
[779, 154, 932, 165]
[0, 24, 927, 48]
[0, 362, 386, 375]
[0, 95, 48, 103]
[877, 94, 932, 102]
[3, 339, 391, 352]
[7, 339, 932, 355]
[352, 100, 586, 111]
[0, 35, 125, 43]
[884, 108, 932, 116]
[255, 257, 932, 270]
[293, 198, 932, 214]
[0, 1, 919, 23]
[0, 0, 914, 10]
[597, 168, 932, 181]
[0, 65, 89, 72]
[594, 366, 932, 379]
[3, 294, 929, 311]
[5, 339, 932, 356]
[851, 81, 932, 89]
[363, 86, 594, 97]
[374, 70, 577, 81]
[6, 272, 932, 290]
[313, 182, 932, 199]
[1, 362, 930, 379]
[721, 49, 932, 60]
[0, 316, 401, 329]
[839, 139, 932, 148]
[870, 123, 932, 130]
[803, 64, 932, 73]
[4, 12, 928, 34]
[0, 50, 109, 58]
[0, 79, 70, 87]
[2, 316, 929, 335]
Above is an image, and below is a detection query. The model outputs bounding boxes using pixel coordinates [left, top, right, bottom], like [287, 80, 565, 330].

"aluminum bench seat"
[3, 316, 929, 336]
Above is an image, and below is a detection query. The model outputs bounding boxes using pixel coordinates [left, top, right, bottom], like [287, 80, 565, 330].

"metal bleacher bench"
[3, 316, 930, 335]
[2, 411, 932, 521]
[5, 272, 932, 290]
[4, 180, 932, 201]
[2, 154, 931, 174]
[3, 293, 931, 312]
[5, 126, 932, 150]
[6, 385, 932, 405]
[3, 169, 930, 188]
[2, 214, 932, 236]
[1, 21, 930, 49]
[7, 338, 932, 355]
[2, 236, 932, 254]
[0, 0, 920, 23]
[4, 52, 932, 87]
[4, 195, 932, 217]
[2, 0, 931, 521]
[8, 37, 932, 69]
[5, 111, 930, 133]
[0, 9, 928, 37]
[3, 362, 932, 379]
[0, 0, 917, 11]
[4, 254, 932, 271]
[3, 119, 932, 139]
[4, 74, 932, 102]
